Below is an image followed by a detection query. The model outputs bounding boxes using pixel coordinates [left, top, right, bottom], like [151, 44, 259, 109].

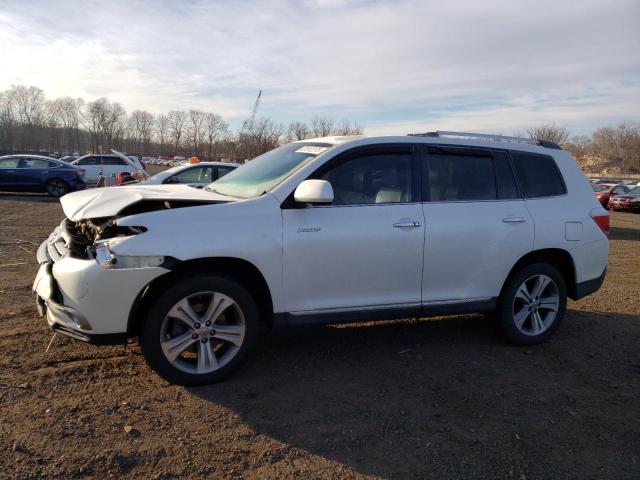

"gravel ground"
[0, 190, 639, 479]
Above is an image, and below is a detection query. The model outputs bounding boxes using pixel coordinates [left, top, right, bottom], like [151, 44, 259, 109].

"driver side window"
[321, 153, 413, 205]
[166, 167, 211, 184]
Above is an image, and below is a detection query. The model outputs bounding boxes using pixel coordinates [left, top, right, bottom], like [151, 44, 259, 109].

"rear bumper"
[609, 202, 640, 211]
[572, 269, 606, 300]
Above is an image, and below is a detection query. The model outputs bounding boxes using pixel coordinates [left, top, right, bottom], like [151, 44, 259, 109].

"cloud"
[0, 0, 638, 135]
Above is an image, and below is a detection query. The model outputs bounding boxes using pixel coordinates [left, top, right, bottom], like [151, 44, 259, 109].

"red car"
[593, 183, 630, 208]
[609, 186, 640, 212]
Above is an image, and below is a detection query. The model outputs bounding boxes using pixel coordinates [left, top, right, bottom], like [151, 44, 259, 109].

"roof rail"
[407, 131, 562, 150]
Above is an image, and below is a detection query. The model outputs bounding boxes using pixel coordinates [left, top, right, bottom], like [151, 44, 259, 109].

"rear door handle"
[502, 216, 527, 223]
[393, 221, 422, 228]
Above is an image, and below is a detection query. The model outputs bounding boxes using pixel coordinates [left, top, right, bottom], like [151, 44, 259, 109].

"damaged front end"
[34, 185, 234, 343]
[38, 216, 147, 262]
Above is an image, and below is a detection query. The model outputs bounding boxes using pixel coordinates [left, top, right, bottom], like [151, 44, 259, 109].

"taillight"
[591, 211, 610, 236]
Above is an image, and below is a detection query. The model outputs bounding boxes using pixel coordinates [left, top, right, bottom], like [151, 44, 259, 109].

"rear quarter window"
[511, 152, 566, 198]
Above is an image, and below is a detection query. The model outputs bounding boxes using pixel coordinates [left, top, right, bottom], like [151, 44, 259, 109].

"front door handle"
[502, 216, 527, 223]
[393, 221, 422, 228]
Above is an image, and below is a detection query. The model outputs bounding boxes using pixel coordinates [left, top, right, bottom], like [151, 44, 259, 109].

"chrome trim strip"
[422, 297, 492, 306]
[289, 298, 491, 316]
[289, 302, 422, 316]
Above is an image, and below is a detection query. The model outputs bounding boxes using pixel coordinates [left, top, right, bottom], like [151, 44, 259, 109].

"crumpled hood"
[60, 184, 234, 221]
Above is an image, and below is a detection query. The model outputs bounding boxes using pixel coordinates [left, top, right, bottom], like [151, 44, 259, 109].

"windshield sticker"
[295, 146, 328, 155]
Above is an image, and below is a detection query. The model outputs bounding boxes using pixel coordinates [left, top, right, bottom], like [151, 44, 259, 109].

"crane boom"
[249, 90, 262, 125]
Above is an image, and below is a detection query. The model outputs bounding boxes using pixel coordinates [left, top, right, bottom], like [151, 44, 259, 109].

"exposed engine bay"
[64, 199, 219, 259]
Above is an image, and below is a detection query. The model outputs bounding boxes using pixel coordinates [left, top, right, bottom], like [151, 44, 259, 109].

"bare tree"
[204, 112, 228, 160]
[333, 119, 364, 136]
[310, 116, 334, 138]
[237, 117, 283, 159]
[49, 97, 84, 152]
[156, 114, 169, 154]
[6, 85, 47, 149]
[82, 98, 126, 151]
[128, 110, 154, 154]
[0, 91, 15, 151]
[527, 124, 569, 145]
[188, 109, 206, 157]
[286, 121, 310, 142]
[592, 123, 640, 172]
[167, 110, 187, 155]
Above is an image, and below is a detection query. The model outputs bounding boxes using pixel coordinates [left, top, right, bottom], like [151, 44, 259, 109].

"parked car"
[592, 183, 630, 208]
[59, 155, 78, 163]
[173, 155, 187, 163]
[608, 186, 640, 212]
[138, 162, 239, 187]
[71, 153, 145, 183]
[33, 132, 609, 385]
[0, 154, 86, 197]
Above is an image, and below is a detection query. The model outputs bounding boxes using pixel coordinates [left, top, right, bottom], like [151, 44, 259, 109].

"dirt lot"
[0, 191, 639, 479]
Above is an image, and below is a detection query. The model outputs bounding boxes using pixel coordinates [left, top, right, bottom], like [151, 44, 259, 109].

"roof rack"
[407, 131, 562, 150]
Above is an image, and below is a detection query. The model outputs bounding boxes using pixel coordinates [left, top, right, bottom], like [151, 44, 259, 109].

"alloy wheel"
[159, 291, 246, 374]
[512, 274, 560, 336]
[47, 180, 66, 197]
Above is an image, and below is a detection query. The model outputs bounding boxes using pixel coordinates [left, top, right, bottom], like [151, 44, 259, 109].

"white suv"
[33, 132, 609, 385]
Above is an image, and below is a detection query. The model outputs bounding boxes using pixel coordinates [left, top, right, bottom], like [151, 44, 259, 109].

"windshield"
[592, 184, 610, 192]
[628, 186, 640, 195]
[206, 143, 331, 198]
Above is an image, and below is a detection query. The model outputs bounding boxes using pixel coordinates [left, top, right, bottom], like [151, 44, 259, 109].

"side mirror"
[294, 179, 334, 204]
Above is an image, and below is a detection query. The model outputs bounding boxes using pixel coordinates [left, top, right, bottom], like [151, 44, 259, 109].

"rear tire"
[139, 274, 261, 385]
[45, 178, 69, 198]
[497, 263, 567, 346]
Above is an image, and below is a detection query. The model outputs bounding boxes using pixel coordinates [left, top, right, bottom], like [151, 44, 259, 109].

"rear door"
[75, 156, 101, 181]
[421, 146, 534, 303]
[102, 156, 125, 178]
[20, 158, 56, 188]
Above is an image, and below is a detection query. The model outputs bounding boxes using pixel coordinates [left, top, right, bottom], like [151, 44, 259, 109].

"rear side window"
[511, 152, 565, 198]
[77, 156, 99, 166]
[426, 153, 495, 201]
[22, 159, 54, 168]
[103, 157, 126, 165]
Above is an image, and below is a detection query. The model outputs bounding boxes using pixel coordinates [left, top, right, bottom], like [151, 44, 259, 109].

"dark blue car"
[0, 155, 87, 198]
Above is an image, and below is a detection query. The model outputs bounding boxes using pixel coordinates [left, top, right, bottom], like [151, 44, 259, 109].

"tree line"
[0, 85, 364, 160]
[527, 123, 640, 174]
[0, 84, 637, 172]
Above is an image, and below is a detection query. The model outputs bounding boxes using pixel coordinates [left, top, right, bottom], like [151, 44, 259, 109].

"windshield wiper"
[204, 186, 225, 195]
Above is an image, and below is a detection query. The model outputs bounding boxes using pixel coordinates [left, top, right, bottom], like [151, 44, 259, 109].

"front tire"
[139, 275, 261, 385]
[497, 263, 567, 346]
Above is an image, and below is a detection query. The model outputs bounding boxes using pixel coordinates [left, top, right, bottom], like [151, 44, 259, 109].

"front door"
[0, 157, 21, 190]
[282, 145, 425, 315]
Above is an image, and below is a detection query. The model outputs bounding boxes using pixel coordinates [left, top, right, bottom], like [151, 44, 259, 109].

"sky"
[0, 0, 638, 136]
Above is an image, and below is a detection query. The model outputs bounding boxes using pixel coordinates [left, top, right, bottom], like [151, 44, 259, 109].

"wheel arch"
[127, 256, 274, 337]
[501, 248, 578, 300]
[44, 176, 70, 187]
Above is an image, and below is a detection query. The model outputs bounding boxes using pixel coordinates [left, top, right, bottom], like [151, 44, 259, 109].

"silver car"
[141, 162, 239, 188]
